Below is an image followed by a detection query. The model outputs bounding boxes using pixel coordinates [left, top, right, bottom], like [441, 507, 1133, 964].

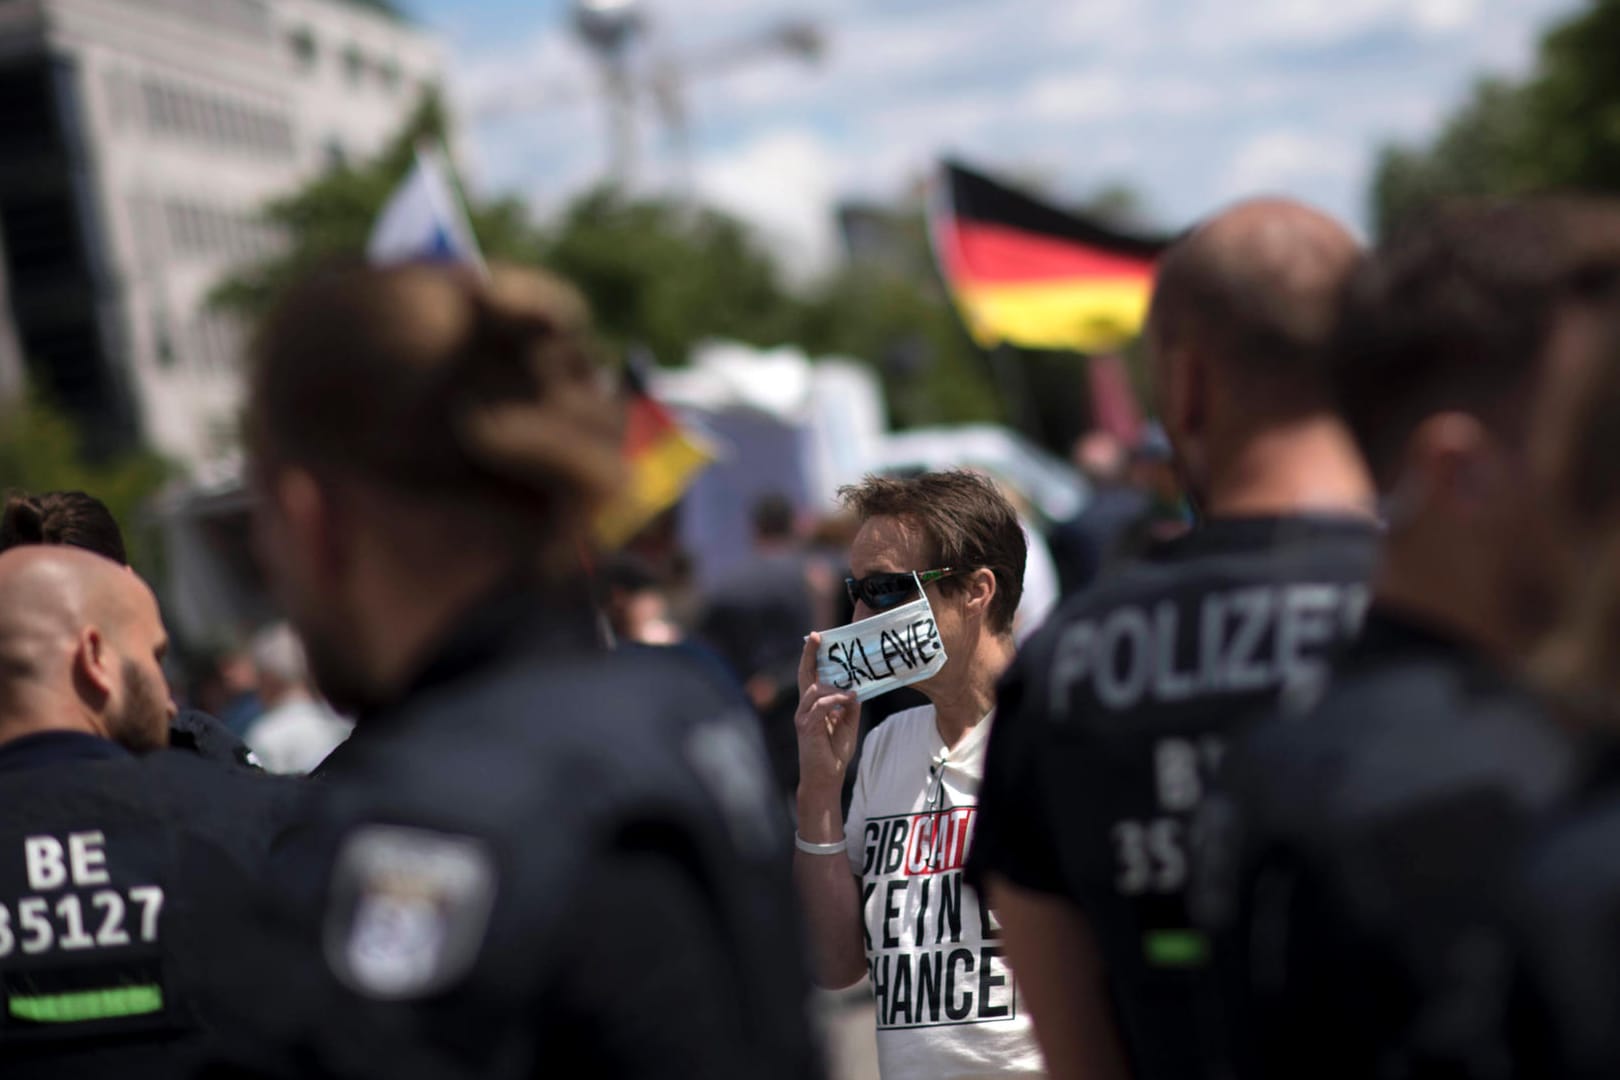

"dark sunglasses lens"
[854, 573, 918, 611]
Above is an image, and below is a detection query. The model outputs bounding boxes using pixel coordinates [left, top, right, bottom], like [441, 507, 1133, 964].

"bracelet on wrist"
[794, 832, 848, 856]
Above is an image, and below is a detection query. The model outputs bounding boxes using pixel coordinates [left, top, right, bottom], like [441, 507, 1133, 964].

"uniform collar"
[0, 730, 131, 773]
[1153, 513, 1380, 561]
[1355, 605, 1483, 664]
[390, 577, 604, 707]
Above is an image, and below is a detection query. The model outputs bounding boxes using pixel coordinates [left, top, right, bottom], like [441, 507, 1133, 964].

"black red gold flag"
[595, 357, 715, 548]
[930, 160, 1170, 354]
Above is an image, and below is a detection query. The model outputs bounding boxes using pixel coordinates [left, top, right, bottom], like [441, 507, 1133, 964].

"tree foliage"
[211, 92, 542, 318]
[1369, 0, 1620, 236]
[0, 390, 170, 572]
[213, 92, 1020, 430]
[538, 191, 804, 365]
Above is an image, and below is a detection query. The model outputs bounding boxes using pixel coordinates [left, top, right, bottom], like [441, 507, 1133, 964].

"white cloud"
[425, 0, 1587, 268]
[1221, 130, 1362, 199]
[1413, 0, 1482, 33]
[694, 128, 841, 282]
[1025, 72, 1130, 121]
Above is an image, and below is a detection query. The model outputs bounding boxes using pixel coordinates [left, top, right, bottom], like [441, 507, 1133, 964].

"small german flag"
[595, 358, 715, 549]
[931, 160, 1170, 354]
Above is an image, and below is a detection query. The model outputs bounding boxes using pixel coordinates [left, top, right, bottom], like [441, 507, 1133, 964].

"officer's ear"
[1405, 412, 1493, 522]
[274, 466, 349, 582]
[1163, 346, 1208, 486]
[72, 625, 116, 708]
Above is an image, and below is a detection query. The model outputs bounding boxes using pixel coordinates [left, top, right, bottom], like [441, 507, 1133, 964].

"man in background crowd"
[598, 553, 682, 645]
[242, 622, 352, 775]
[699, 492, 823, 796]
[969, 198, 1380, 1080]
[1048, 429, 1148, 596]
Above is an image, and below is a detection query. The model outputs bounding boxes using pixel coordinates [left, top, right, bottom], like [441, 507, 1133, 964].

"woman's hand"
[793, 632, 861, 799]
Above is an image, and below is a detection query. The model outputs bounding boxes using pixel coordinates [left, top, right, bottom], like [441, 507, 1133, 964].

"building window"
[153, 311, 176, 370]
[342, 44, 364, 86]
[379, 58, 401, 92]
[289, 26, 317, 69]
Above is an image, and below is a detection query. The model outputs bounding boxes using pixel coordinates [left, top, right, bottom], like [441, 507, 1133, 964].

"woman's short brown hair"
[838, 470, 1027, 635]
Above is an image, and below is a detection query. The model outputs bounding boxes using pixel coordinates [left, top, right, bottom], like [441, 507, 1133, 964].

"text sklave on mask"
[815, 575, 948, 702]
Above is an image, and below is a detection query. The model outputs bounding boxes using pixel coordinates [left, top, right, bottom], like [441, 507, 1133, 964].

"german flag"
[931, 160, 1170, 354]
[595, 359, 715, 548]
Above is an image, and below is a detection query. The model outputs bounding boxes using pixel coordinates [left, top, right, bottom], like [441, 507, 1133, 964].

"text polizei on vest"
[1046, 582, 1371, 717]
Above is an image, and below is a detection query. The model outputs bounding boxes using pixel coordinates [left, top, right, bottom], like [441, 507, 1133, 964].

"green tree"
[1370, 79, 1532, 236]
[796, 263, 1004, 429]
[211, 92, 542, 319]
[537, 190, 805, 365]
[214, 92, 1032, 428]
[1519, 0, 1620, 191]
[1368, 0, 1620, 235]
[0, 390, 170, 572]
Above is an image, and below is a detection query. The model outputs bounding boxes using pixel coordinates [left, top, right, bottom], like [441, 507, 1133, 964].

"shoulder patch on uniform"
[323, 825, 497, 1001]
[685, 716, 780, 857]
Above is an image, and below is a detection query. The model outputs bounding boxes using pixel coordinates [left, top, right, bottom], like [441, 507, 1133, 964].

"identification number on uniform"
[1111, 737, 1224, 897]
[0, 831, 164, 958]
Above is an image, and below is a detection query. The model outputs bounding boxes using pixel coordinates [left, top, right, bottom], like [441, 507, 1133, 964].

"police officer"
[1480, 261, 1620, 1080]
[1192, 199, 1620, 1080]
[223, 261, 818, 1078]
[0, 545, 295, 1078]
[0, 489, 261, 769]
[965, 198, 1381, 1080]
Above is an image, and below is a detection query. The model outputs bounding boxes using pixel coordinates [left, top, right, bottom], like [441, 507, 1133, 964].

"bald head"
[0, 546, 173, 750]
[1147, 198, 1362, 414]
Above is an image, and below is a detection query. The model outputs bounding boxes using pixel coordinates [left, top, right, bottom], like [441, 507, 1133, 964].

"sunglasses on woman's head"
[844, 568, 960, 612]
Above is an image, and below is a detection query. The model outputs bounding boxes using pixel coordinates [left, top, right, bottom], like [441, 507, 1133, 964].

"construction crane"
[469, 0, 825, 190]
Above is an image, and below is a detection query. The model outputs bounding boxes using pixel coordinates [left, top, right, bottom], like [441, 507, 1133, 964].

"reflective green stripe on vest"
[8, 985, 163, 1023]
[1144, 929, 1209, 968]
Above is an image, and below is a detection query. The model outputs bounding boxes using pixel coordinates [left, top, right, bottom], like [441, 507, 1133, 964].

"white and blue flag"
[367, 147, 485, 273]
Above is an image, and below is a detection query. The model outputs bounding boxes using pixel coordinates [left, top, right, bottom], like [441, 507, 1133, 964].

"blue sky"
[404, 0, 1580, 275]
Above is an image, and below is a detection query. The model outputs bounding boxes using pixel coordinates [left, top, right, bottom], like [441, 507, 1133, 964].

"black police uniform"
[1457, 739, 1620, 1080]
[0, 731, 298, 1078]
[223, 585, 820, 1080]
[171, 709, 261, 769]
[1194, 610, 1576, 1080]
[967, 515, 1379, 1080]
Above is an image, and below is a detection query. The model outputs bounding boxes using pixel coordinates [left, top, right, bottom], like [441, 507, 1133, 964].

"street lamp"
[572, 0, 644, 188]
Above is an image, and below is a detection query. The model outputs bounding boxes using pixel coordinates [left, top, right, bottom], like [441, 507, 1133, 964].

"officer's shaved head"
[0, 546, 174, 752]
[1148, 197, 1362, 415]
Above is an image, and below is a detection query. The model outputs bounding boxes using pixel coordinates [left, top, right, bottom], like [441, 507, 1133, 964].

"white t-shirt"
[1015, 520, 1060, 645]
[844, 705, 1046, 1080]
[245, 696, 354, 775]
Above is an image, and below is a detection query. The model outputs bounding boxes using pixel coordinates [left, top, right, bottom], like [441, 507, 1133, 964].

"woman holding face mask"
[792, 470, 1046, 1080]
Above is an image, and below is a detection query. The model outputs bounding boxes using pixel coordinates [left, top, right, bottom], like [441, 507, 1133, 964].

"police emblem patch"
[323, 825, 497, 1001]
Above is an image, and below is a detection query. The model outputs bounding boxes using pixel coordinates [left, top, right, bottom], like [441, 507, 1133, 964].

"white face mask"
[815, 573, 949, 702]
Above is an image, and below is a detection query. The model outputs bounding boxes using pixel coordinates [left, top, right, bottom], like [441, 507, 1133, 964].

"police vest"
[971, 514, 1379, 1080]
[0, 749, 296, 1078]
[1505, 767, 1620, 1080]
[238, 609, 819, 1080]
[1195, 611, 1577, 1080]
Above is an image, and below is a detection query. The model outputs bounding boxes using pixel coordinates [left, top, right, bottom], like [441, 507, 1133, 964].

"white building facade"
[0, 0, 441, 469]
